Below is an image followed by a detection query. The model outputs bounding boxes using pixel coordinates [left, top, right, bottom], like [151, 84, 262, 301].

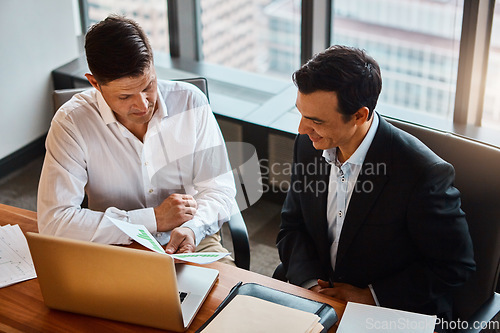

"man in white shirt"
[38, 15, 236, 259]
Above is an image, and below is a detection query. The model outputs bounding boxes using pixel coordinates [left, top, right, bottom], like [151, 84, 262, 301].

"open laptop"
[25, 232, 219, 332]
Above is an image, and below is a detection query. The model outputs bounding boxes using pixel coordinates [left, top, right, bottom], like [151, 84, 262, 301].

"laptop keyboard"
[179, 291, 188, 303]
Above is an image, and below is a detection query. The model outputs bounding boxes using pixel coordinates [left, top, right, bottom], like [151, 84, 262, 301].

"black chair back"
[386, 117, 500, 320]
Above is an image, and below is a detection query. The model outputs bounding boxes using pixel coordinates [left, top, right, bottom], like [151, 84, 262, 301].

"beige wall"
[0, 0, 80, 160]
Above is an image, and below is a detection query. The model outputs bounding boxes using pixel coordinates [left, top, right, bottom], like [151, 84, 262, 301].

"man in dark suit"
[276, 45, 475, 326]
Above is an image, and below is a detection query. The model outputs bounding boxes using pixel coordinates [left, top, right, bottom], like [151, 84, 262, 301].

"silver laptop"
[25, 232, 219, 332]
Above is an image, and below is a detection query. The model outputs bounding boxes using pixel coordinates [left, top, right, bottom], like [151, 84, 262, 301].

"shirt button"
[144, 162, 149, 166]
[341, 177, 346, 182]
[338, 211, 343, 217]
[149, 189, 154, 193]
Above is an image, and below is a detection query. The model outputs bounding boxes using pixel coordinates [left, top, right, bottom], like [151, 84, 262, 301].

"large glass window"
[483, 2, 500, 129]
[86, 0, 169, 53]
[199, 0, 301, 81]
[331, 0, 463, 121]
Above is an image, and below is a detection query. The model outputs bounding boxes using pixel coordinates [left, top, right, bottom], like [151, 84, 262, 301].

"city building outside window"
[199, 0, 301, 81]
[80, 0, 500, 135]
[86, 0, 169, 53]
[331, 0, 463, 122]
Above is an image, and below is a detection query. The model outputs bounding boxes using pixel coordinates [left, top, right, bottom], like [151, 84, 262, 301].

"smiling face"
[86, 62, 158, 137]
[296, 90, 372, 161]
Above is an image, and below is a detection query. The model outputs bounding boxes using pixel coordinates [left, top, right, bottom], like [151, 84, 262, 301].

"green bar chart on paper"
[107, 216, 231, 264]
[136, 229, 164, 253]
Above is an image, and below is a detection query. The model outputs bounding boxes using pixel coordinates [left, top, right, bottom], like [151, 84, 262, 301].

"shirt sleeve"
[301, 279, 320, 290]
[37, 114, 157, 244]
[180, 104, 237, 246]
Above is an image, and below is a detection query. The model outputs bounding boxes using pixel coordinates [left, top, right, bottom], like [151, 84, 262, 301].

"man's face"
[89, 63, 158, 130]
[296, 90, 357, 151]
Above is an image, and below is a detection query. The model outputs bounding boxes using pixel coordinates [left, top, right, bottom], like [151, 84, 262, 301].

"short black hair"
[293, 45, 382, 120]
[84, 15, 153, 85]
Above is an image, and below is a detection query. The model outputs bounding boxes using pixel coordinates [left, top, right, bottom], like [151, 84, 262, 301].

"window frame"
[454, 0, 494, 126]
[79, 0, 500, 147]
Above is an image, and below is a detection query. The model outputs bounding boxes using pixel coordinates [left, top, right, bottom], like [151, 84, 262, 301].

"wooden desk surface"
[0, 204, 346, 332]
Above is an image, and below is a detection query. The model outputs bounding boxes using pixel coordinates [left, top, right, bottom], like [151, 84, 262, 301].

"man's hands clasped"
[154, 193, 198, 254]
[154, 193, 197, 231]
[310, 279, 376, 305]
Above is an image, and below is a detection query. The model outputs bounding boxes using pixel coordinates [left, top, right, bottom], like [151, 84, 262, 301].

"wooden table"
[0, 204, 346, 332]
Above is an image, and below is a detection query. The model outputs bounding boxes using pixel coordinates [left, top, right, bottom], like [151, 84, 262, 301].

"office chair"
[273, 117, 500, 332]
[53, 78, 209, 111]
[52, 77, 251, 270]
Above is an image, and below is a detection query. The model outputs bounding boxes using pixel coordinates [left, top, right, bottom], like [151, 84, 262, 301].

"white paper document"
[0, 224, 37, 288]
[108, 216, 231, 264]
[337, 302, 436, 333]
[169, 252, 232, 265]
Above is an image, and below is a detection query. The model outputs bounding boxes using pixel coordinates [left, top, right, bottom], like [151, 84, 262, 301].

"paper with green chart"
[107, 216, 231, 264]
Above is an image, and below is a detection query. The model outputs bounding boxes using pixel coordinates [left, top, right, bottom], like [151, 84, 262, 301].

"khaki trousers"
[194, 231, 235, 266]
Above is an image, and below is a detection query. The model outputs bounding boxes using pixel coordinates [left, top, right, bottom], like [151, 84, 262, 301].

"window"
[85, 0, 169, 53]
[77, 0, 500, 146]
[198, 0, 301, 80]
[483, 2, 500, 129]
[331, 0, 463, 121]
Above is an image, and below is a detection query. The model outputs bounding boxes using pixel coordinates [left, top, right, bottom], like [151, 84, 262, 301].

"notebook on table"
[196, 282, 338, 333]
[25, 232, 218, 332]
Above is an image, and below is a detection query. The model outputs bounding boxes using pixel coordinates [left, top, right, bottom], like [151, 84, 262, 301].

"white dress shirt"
[324, 112, 379, 270]
[322, 112, 380, 303]
[301, 113, 380, 295]
[38, 80, 236, 246]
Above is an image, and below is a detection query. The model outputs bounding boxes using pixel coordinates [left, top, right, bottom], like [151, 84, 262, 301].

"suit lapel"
[335, 117, 392, 268]
[307, 152, 331, 254]
[316, 159, 331, 255]
[296, 135, 333, 257]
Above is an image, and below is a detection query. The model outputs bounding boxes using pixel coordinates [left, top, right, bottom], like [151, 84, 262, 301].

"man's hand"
[165, 227, 196, 254]
[314, 279, 376, 305]
[154, 193, 197, 232]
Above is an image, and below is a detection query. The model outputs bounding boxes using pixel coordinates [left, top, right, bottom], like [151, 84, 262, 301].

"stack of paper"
[0, 224, 37, 287]
[337, 302, 436, 333]
[200, 294, 324, 333]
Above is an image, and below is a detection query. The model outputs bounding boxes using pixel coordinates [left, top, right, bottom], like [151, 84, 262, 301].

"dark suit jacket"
[277, 115, 475, 319]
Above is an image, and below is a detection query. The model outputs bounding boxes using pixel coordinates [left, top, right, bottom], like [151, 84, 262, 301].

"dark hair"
[292, 45, 382, 120]
[84, 15, 153, 85]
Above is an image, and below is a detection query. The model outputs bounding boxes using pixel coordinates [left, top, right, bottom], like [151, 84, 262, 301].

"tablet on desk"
[25, 232, 218, 332]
